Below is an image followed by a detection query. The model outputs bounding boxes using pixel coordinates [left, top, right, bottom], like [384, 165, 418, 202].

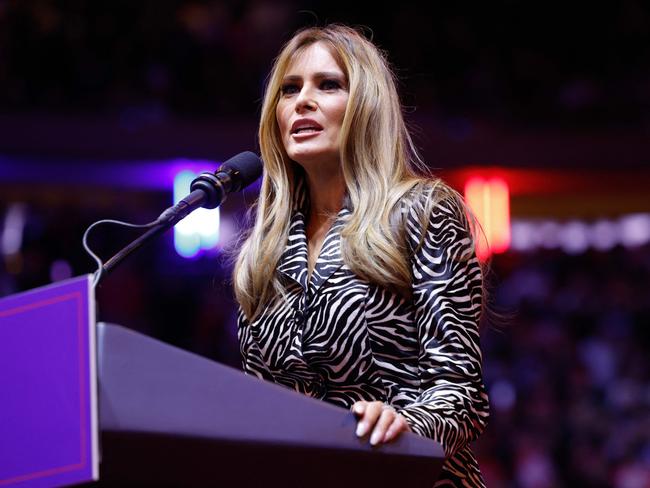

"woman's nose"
[295, 87, 316, 112]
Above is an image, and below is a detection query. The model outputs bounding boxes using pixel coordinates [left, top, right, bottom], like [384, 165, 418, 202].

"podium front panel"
[0, 275, 98, 487]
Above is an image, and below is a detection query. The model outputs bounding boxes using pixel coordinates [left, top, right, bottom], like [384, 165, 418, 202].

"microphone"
[157, 151, 262, 226]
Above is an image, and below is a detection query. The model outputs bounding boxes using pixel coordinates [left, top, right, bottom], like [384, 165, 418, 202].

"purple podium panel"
[0, 275, 98, 488]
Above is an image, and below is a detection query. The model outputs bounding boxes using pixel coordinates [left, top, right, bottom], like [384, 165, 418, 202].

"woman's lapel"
[308, 208, 349, 293]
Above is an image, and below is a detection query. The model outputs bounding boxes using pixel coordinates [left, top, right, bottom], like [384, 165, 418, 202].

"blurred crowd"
[478, 248, 650, 487]
[0, 0, 649, 128]
[2, 198, 649, 487]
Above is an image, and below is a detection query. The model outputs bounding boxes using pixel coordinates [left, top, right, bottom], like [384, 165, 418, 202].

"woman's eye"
[321, 79, 341, 90]
[280, 83, 299, 95]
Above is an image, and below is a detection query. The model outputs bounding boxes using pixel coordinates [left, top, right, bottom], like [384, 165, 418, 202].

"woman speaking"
[233, 24, 489, 487]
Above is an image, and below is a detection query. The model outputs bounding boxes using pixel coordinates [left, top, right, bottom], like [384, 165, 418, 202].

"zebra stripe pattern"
[237, 185, 489, 487]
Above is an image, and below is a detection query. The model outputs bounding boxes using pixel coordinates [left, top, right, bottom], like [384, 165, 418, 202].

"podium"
[1, 276, 445, 487]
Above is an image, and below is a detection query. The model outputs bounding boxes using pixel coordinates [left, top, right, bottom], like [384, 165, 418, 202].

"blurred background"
[1, 1, 649, 486]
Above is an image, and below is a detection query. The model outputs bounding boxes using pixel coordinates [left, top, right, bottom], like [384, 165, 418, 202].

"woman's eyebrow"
[282, 71, 345, 82]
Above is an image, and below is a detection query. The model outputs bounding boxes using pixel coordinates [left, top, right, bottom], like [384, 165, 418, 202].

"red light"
[464, 177, 511, 261]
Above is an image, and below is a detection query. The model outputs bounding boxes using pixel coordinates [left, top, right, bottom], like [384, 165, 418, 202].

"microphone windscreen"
[219, 151, 263, 188]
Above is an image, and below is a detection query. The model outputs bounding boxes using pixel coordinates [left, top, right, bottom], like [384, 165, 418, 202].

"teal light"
[173, 170, 220, 258]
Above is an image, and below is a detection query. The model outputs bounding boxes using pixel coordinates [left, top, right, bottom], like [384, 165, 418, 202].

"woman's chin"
[288, 149, 337, 169]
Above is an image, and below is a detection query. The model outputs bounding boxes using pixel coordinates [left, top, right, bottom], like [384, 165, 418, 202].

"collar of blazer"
[277, 177, 350, 294]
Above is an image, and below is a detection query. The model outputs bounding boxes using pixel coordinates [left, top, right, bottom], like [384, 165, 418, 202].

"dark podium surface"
[97, 323, 445, 487]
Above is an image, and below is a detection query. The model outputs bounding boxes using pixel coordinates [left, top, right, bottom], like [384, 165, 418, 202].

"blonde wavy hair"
[234, 24, 472, 320]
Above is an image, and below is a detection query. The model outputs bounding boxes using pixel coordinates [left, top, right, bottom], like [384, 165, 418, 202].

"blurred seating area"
[478, 248, 650, 487]
[0, 1, 648, 128]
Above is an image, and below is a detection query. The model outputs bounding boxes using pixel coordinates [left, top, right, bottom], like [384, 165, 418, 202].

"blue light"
[173, 169, 220, 258]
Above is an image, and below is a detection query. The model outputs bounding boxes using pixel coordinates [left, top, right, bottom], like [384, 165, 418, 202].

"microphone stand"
[100, 222, 171, 280]
[94, 171, 233, 286]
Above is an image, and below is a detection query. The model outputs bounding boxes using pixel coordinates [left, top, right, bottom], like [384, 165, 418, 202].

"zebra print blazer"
[237, 184, 489, 487]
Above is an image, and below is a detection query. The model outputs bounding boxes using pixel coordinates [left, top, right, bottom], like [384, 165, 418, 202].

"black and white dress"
[237, 183, 489, 487]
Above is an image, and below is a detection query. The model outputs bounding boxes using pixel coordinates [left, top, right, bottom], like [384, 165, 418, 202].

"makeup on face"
[276, 42, 349, 171]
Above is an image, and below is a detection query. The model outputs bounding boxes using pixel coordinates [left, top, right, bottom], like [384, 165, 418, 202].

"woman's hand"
[351, 401, 412, 445]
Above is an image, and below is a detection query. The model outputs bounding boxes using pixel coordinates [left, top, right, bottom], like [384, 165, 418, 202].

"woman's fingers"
[351, 401, 366, 416]
[354, 401, 383, 438]
[369, 407, 395, 445]
[383, 413, 411, 443]
[352, 401, 411, 445]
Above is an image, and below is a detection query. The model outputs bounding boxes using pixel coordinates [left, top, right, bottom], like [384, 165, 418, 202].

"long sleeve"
[398, 195, 489, 458]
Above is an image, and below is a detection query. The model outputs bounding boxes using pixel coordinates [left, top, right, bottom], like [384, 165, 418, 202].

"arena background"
[1, 2, 649, 486]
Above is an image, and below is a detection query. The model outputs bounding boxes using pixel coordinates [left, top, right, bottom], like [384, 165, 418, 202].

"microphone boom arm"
[100, 222, 171, 281]
[98, 173, 229, 284]
[87, 151, 262, 287]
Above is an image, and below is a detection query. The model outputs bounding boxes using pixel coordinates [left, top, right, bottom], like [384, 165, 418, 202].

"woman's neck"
[302, 167, 345, 273]
[304, 168, 346, 219]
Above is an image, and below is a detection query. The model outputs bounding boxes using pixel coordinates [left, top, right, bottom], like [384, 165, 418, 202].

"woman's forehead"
[284, 42, 346, 77]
